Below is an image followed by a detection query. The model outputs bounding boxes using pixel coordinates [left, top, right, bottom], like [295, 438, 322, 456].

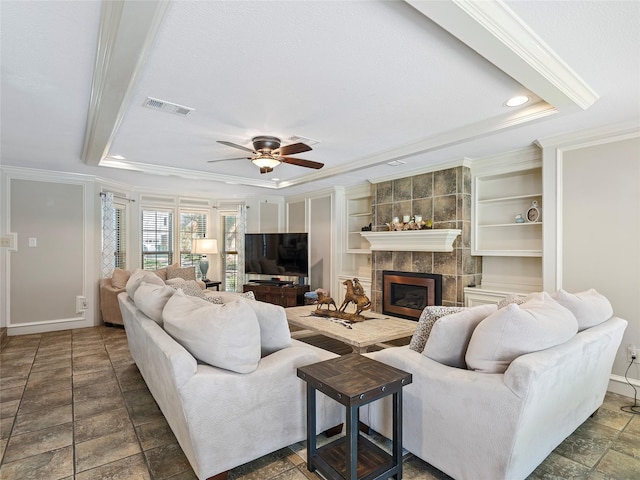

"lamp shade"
[252, 156, 281, 169]
[192, 238, 219, 255]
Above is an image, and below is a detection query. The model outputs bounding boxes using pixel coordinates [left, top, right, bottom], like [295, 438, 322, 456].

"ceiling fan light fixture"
[252, 156, 281, 169]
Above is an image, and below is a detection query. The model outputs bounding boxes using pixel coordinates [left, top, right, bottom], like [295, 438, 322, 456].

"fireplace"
[382, 270, 442, 321]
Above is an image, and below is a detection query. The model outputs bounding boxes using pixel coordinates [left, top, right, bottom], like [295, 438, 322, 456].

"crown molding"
[535, 121, 640, 151]
[406, 0, 599, 112]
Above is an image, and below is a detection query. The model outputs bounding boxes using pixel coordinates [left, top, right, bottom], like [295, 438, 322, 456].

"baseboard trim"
[608, 374, 640, 398]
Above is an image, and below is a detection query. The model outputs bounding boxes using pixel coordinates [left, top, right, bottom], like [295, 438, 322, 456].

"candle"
[403, 215, 410, 223]
[415, 215, 422, 223]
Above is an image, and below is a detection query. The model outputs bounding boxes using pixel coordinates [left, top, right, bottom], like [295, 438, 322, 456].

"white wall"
[542, 128, 640, 393]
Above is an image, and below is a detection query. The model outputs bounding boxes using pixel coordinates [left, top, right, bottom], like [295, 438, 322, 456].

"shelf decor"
[360, 229, 461, 252]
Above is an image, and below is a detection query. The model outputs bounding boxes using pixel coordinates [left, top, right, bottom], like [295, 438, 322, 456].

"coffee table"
[285, 306, 417, 353]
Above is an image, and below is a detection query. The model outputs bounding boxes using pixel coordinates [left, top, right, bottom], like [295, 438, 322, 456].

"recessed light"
[505, 96, 530, 107]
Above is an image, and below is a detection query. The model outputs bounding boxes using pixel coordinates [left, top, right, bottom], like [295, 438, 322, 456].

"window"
[179, 211, 208, 278]
[141, 209, 173, 269]
[141, 207, 210, 275]
[222, 214, 239, 291]
[114, 202, 127, 268]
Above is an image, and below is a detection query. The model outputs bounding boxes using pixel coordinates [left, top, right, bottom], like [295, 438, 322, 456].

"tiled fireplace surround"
[370, 166, 482, 310]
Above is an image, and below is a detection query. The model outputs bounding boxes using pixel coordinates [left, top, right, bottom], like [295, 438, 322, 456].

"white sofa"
[363, 290, 627, 480]
[118, 273, 343, 480]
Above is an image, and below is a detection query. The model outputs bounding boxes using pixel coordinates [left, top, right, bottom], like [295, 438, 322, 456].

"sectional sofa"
[118, 269, 343, 480]
[363, 290, 627, 480]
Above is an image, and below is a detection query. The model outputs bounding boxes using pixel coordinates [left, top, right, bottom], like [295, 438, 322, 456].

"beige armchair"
[100, 277, 126, 326]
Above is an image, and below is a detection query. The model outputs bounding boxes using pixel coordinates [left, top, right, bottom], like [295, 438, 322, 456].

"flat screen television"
[245, 233, 308, 284]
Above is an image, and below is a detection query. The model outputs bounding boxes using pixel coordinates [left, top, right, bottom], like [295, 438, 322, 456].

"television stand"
[243, 283, 310, 307]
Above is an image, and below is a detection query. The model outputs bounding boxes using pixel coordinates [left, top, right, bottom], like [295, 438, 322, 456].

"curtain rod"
[99, 192, 135, 202]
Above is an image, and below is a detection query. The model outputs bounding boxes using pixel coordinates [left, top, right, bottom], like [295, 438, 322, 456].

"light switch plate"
[28, 237, 37, 247]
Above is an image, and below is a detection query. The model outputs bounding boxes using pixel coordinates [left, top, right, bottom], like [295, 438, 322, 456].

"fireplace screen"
[382, 270, 442, 321]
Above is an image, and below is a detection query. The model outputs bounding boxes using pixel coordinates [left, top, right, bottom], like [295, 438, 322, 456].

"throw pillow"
[242, 300, 292, 356]
[497, 294, 527, 309]
[408, 306, 465, 353]
[133, 281, 175, 325]
[166, 279, 205, 297]
[153, 263, 179, 281]
[551, 288, 613, 331]
[423, 304, 498, 368]
[166, 266, 197, 281]
[111, 268, 131, 289]
[465, 292, 578, 373]
[211, 291, 256, 303]
[126, 268, 165, 298]
[163, 291, 261, 374]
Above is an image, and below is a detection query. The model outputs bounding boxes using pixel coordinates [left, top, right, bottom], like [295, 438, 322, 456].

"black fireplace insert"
[382, 270, 442, 321]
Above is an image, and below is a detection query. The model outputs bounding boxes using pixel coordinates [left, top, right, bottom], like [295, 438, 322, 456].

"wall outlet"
[628, 344, 637, 363]
[76, 296, 88, 313]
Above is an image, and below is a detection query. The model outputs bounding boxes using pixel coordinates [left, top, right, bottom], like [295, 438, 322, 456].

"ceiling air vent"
[143, 97, 194, 116]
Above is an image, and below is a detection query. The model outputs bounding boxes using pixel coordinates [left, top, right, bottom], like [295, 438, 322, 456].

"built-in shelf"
[360, 229, 461, 252]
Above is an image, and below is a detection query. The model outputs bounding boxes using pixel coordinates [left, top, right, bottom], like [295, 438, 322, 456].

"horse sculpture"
[316, 290, 337, 310]
[339, 279, 371, 316]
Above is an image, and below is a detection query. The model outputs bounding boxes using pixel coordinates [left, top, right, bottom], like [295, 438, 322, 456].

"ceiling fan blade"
[281, 156, 324, 169]
[207, 156, 252, 163]
[274, 142, 312, 156]
[216, 140, 256, 154]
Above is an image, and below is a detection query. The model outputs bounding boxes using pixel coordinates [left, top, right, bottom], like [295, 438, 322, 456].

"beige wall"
[9, 179, 87, 326]
[561, 136, 640, 381]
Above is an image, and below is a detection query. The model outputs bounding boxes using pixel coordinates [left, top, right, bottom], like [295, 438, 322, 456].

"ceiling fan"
[208, 136, 324, 174]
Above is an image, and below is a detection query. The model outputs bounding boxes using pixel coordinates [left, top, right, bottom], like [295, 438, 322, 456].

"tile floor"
[1, 326, 639, 479]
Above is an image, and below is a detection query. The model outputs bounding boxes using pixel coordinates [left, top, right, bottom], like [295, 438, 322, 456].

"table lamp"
[192, 238, 218, 281]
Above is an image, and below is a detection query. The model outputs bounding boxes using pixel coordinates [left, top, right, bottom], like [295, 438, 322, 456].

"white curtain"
[101, 192, 116, 277]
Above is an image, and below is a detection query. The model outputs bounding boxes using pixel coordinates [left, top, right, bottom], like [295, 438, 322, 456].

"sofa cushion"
[551, 288, 613, 331]
[133, 281, 175, 325]
[163, 291, 261, 373]
[409, 306, 465, 353]
[126, 268, 165, 298]
[111, 268, 131, 289]
[245, 300, 292, 356]
[423, 304, 497, 368]
[167, 266, 197, 281]
[466, 292, 578, 373]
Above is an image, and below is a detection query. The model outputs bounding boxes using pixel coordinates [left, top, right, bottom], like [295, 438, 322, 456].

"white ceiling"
[2, 0, 639, 199]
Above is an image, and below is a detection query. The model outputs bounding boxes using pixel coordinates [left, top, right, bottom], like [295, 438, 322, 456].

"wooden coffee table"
[285, 306, 417, 353]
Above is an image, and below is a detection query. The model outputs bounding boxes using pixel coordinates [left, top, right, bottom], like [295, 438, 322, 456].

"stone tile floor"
[0, 325, 639, 479]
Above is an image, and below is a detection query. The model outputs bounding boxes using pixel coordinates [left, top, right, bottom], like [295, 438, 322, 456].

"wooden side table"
[297, 354, 412, 480]
[203, 280, 221, 291]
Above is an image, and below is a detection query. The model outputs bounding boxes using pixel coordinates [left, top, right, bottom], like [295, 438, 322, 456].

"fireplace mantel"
[360, 229, 461, 252]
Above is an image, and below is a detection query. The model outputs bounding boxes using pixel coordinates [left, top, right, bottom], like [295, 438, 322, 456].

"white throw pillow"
[551, 288, 613, 331]
[243, 300, 292, 356]
[409, 306, 465, 353]
[126, 268, 165, 298]
[465, 292, 578, 373]
[423, 304, 497, 368]
[133, 281, 175, 325]
[163, 291, 261, 374]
